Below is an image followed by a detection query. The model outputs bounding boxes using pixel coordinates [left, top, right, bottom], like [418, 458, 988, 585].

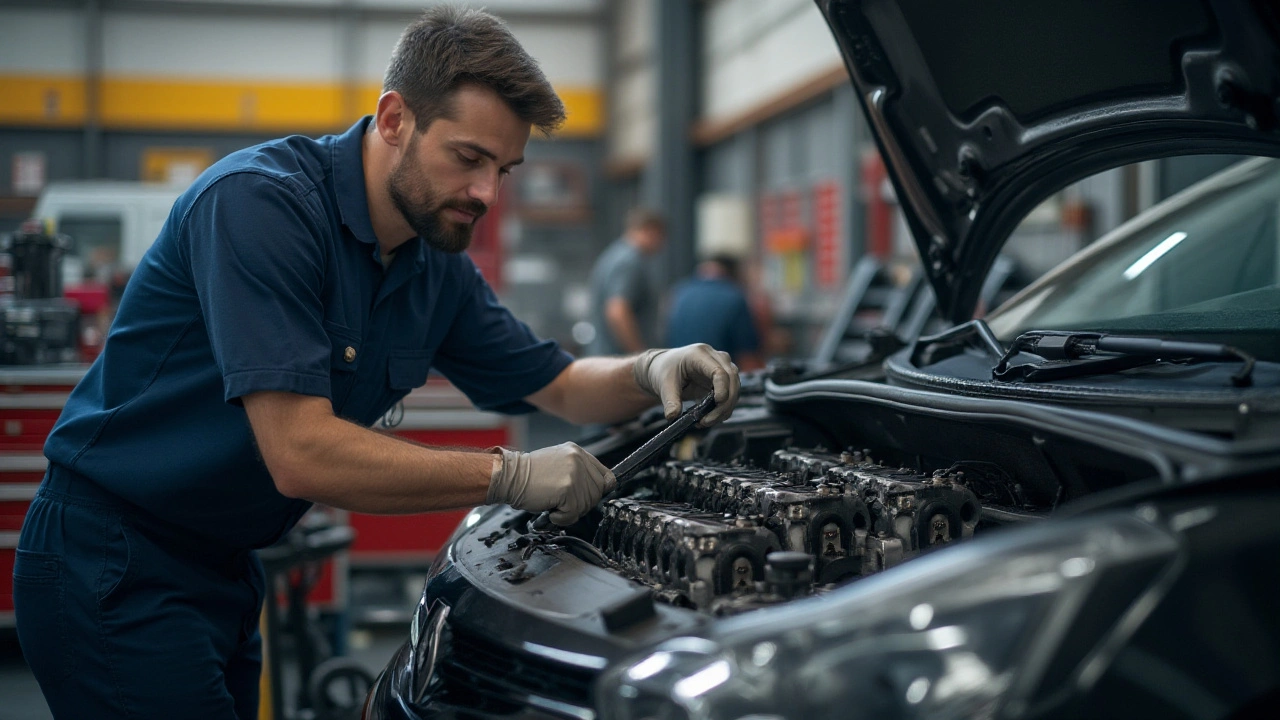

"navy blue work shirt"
[665, 276, 760, 358]
[44, 116, 573, 549]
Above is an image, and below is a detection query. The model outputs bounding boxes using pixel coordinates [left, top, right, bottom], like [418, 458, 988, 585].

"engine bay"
[481, 380, 1203, 619]
[588, 447, 982, 614]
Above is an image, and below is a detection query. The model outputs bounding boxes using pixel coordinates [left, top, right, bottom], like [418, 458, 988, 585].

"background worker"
[585, 208, 666, 356]
[12, 7, 740, 719]
[666, 255, 764, 372]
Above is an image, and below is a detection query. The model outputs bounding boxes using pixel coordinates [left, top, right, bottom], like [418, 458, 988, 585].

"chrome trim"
[0, 367, 87, 385]
[0, 455, 47, 472]
[397, 409, 505, 430]
[411, 601, 451, 704]
[0, 483, 38, 501]
[0, 394, 69, 409]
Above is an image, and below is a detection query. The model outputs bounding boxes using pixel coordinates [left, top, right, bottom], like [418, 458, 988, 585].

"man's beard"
[387, 145, 487, 254]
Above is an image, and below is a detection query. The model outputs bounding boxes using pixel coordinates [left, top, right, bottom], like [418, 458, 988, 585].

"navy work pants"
[13, 464, 266, 719]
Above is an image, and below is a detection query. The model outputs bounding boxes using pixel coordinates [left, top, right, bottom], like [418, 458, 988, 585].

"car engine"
[589, 447, 982, 614]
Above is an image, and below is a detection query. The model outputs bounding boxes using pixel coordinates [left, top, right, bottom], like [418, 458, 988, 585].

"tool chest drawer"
[0, 409, 62, 452]
[0, 368, 84, 629]
[0, 465, 41, 623]
[1, 534, 16, 621]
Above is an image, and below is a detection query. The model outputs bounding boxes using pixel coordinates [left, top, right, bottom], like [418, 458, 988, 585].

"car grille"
[437, 622, 599, 717]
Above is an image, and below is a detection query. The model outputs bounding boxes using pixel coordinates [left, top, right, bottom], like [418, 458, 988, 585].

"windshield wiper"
[993, 331, 1256, 387]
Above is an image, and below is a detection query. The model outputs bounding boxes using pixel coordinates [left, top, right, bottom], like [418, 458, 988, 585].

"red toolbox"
[0, 367, 81, 629]
[0, 366, 353, 624]
[0, 369, 517, 627]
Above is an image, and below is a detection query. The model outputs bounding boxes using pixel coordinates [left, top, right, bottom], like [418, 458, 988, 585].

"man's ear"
[374, 91, 414, 147]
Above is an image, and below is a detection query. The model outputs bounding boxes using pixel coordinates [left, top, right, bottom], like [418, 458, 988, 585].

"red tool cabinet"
[0, 368, 517, 627]
[0, 367, 82, 628]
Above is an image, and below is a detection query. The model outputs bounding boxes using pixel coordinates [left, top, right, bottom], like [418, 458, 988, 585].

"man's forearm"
[526, 355, 657, 425]
[245, 392, 495, 514]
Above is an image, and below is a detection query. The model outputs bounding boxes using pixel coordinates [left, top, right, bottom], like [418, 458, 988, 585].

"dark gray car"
[363, 1, 1280, 718]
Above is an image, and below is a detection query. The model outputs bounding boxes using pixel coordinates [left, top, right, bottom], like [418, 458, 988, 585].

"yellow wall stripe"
[554, 86, 603, 138]
[0, 74, 602, 137]
[101, 77, 345, 133]
[348, 84, 601, 137]
[0, 75, 88, 126]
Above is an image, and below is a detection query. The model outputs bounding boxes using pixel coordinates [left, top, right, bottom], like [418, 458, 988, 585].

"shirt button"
[344, 346, 357, 363]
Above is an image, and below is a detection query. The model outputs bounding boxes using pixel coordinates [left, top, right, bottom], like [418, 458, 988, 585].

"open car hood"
[817, 0, 1280, 323]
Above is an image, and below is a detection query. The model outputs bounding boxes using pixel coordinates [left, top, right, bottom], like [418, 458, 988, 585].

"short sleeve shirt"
[665, 276, 760, 357]
[44, 117, 573, 549]
[586, 238, 655, 356]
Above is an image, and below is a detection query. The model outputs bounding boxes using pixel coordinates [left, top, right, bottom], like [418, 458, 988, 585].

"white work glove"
[633, 343, 741, 427]
[487, 443, 615, 525]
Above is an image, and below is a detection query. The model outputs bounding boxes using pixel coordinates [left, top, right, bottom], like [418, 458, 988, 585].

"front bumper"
[364, 640, 586, 720]
[362, 505, 707, 720]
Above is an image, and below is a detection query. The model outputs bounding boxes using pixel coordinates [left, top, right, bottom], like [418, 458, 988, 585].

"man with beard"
[13, 6, 740, 718]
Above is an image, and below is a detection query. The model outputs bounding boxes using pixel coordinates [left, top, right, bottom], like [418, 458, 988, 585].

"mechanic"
[11, 7, 740, 719]
[585, 207, 666, 356]
[665, 254, 764, 372]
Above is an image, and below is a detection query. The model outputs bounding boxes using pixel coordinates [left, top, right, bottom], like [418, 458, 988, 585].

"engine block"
[593, 498, 780, 608]
[591, 448, 982, 610]
[827, 464, 981, 573]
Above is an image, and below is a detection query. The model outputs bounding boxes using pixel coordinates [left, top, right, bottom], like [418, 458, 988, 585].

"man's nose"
[469, 169, 501, 207]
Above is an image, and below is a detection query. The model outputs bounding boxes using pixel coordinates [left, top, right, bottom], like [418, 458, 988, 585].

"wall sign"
[813, 179, 842, 288]
[12, 152, 47, 196]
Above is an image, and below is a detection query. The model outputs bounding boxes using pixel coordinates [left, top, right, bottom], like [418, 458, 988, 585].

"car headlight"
[400, 505, 496, 706]
[598, 508, 1184, 720]
[407, 599, 451, 704]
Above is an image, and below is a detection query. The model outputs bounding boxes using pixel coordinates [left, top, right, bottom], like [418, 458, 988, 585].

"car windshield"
[986, 156, 1280, 360]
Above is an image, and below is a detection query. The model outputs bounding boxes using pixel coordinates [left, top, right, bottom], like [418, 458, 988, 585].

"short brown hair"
[383, 5, 566, 135]
[625, 207, 666, 233]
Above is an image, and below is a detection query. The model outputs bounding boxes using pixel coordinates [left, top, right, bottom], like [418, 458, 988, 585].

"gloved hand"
[633, 343, 741, 426]
[487, 443, 615, 525]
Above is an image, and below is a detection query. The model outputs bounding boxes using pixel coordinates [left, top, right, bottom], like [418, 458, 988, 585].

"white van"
[31, 180, 186, 287]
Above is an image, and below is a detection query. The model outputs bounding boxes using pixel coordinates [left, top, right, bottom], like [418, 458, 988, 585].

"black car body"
[364, 1, 1280, 718]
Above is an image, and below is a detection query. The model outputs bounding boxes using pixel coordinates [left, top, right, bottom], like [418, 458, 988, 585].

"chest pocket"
[325, 320, 361, 409]
[388, 350, 432, 392]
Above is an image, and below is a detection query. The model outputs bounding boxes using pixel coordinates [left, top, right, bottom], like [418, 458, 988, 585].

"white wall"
[0, 8, 87, 74]
[700, 0, 842, 123]
[152, 0, 602, 10]
[104, 13, 343, 80]
[1, 2, 602, 89]
[610, 64, 655, 161]
[507, 22, 602, 87]
[607, 0, 656, 161]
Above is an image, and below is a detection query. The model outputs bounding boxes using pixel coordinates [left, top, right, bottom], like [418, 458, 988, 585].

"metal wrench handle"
[531, 393, 717, 530]
[610, 393, 716, 488]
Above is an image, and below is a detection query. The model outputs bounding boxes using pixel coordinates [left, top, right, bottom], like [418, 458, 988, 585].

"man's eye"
[457, 153, 481, 166]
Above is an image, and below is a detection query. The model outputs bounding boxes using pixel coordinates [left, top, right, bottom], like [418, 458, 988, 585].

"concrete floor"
[0, 624, 406, 720]
[0, 410, 582, 719]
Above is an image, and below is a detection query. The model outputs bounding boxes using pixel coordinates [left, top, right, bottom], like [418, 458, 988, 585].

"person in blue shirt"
[13, 7, 739, 718]
[666, 255, 764, 371]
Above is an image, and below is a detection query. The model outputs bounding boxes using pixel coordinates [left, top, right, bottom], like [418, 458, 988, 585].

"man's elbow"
[525, 363, 577, 422]
[253, 419, 329, 499]
[243, 391, 332, 500]
[263, 447, 316, 499]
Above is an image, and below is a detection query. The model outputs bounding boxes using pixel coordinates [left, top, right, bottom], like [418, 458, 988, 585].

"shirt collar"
[332, 115, 379, 246]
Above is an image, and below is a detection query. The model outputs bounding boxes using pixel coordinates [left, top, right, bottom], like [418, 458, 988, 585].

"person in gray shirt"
[586, 208, 665, 356]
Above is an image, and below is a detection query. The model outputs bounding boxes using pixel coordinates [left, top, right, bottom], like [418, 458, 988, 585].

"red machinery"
[0, 368, 520, 629]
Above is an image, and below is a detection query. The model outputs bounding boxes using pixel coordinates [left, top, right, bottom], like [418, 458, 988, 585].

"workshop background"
[0, 1, 1240, 718]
